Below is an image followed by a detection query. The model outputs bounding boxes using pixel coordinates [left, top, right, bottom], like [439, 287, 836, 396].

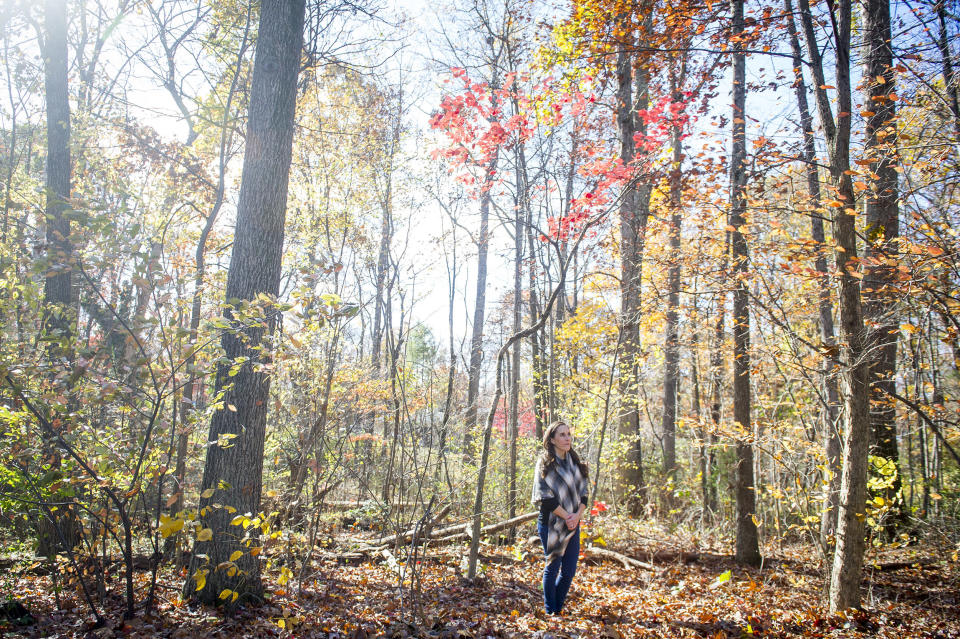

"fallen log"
[375, 503, 452, 547]
[346, 511, 539, 553]
[583, 546, 656, 571]
[431, 511, 539, 544]
[325, 500, 417, 511]
[869, 559, 937, 572]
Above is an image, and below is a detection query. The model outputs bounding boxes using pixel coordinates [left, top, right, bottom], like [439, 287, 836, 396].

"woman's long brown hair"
[538, 421, 588, 479]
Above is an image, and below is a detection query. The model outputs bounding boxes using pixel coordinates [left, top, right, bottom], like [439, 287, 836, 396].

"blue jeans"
[537, 521, 579, 614]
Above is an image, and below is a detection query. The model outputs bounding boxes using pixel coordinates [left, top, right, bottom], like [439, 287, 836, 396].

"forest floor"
[1, 520, 958, 638]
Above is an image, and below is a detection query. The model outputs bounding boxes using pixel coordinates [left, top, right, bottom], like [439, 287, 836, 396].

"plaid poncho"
[532, 454, 587, 563]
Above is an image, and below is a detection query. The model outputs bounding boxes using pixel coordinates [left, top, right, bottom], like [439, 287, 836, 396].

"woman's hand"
[564, 512, 579, 530]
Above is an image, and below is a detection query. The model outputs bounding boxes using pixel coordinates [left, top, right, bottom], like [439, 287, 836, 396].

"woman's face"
[550, 424, 572, 454]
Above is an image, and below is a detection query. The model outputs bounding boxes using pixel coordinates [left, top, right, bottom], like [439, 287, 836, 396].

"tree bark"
[862, 0, 903, 534]
[660, 61, 685, 482]
[797, 0, 872, 611]
[38, 0, 77, 558]
[463, 148, 499, 461]
[526, 194, 546, 441]
[616, 42, 650, 515]
[507, 161, 524, 532]
[186, 0, 305, 605]
[730, 0, 761, 567]
[783, 0, 842, 548]
[41, 0, 73, 366]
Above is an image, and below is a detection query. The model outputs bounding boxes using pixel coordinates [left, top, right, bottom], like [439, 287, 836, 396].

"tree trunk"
[616, 43, 649, 515]
[708, 289, 725, 516]
[526, 196, 546, 441]
[507, 164, 524, 533]
[798, 0, 872, 610]
[41, 0, 73, 369]
[660, 62, 684, 482]
[730, 0, 761, 567]
[463, 148, 499, 461]
[186, 0, 305, 605]
[38, 0, 77, 558]
[862, 0, 902, 534]
[935, 0, 960, 129]
[691, 298, 710, 520]
[783, 0, 842, 549]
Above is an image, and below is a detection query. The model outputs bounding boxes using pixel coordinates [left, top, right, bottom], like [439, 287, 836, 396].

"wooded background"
[0, 0, 957, 626]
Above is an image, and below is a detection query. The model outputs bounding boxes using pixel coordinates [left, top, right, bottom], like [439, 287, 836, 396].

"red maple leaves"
[431, 67, 688, 241]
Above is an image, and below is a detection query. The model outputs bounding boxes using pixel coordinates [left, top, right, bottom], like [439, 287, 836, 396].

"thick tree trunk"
[616, 45, 649, 515]
[783, 0, 842, 548]
[41, 0, 73, 370]
[186, 0, 305, 605]
[862, 0, 902, 534]
[38, 0, 77, 558]
[730, 0, 761, 567]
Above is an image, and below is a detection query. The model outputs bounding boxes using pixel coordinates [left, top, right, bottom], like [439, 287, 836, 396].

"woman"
[531, 421, 588, 616]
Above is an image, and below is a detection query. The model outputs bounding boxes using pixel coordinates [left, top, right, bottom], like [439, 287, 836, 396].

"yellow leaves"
[196, 528, 213, 541]
[200, 488, 215, 499]
[193, 569, 208, 591]
[900, 323, 918, 334]
[229, 550, 244, 562]
[219, 589, 239, 603]
[159, 514, 184, 538]
[277, 566, 294, 586]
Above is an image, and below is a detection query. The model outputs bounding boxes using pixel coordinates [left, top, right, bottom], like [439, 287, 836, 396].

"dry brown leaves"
[1, 531, 957, 639]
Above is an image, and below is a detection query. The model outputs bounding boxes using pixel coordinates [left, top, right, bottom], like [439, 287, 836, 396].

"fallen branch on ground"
[375, 503, 452, 547]
[583, 546, 656, 571]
